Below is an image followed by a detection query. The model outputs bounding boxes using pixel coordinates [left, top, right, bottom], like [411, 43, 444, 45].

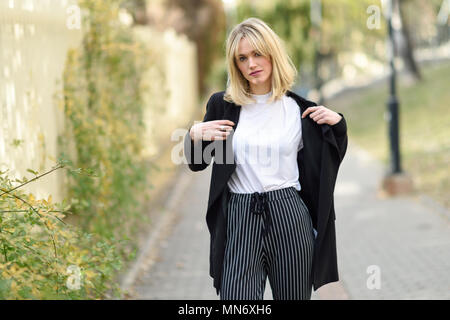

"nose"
[248, 57, 257, 69]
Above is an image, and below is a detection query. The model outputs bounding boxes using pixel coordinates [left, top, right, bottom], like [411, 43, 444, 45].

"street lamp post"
[387, 0, 402, 174]
[381, 0, 413, 195]
[311, 0, 323, 104]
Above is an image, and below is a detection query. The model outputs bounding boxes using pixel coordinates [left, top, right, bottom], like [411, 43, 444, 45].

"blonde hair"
[224, 17, 298, 106]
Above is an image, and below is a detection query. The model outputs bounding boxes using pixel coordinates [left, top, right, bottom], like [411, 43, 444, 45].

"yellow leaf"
[47, 195, 52, 204]
[32, 287, 40, 298]
[11, 281, 17, 291]
[45, 221, 54, 230]
[35, 275, 45, 281]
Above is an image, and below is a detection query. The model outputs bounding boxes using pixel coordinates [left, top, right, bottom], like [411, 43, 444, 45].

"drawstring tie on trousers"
[250, 192, 272, 237]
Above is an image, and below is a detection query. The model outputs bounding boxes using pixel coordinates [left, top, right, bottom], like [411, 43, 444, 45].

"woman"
[184, 17, 348, 300]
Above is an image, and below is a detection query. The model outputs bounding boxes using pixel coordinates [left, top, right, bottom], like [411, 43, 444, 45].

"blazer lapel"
[223, 102, 241, 133]
[220, 102, 241, 176]
[207, 101, 241, 210]
[286, 90, 313, 130]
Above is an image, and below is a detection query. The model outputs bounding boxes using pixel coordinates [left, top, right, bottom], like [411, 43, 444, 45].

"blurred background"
[0, 0, 448, 300]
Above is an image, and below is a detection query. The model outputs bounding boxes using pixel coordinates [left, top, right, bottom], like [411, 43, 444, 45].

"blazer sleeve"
[329, 113, 348, 162]
[184, 93, 219, 172]
[303, 96, 348, 163]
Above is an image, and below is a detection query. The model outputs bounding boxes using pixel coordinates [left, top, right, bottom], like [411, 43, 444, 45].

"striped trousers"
[220, 186, 315, 300]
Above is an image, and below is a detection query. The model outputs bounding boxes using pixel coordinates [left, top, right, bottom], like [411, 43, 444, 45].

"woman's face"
[236, 37, 272, 94]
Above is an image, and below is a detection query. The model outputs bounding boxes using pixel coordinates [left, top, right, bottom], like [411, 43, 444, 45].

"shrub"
[58, 0, 151, 258]
[0, 160, 124, 299]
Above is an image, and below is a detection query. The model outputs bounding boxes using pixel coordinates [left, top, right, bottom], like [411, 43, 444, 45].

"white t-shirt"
[227, 91, 303, 194]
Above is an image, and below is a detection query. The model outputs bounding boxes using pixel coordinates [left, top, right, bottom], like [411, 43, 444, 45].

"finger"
[217, 120, 235, 126]
[203, 129, 219, 140]
[211, 132, 230, 140]
[217, 130, 231, 136]
[310, 109, 326, 120]
[206, 129, 230, 138]
[316, 116, 329, 124]
[302, 106, 320, 118]
[216, 125, 233, 131]
[310, 111, 326, 122]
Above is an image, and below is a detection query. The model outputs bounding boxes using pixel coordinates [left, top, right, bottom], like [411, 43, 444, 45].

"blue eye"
[238, 52, 261, 61]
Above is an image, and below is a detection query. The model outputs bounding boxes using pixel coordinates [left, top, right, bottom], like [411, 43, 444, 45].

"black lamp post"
[381, 0, 413, 195]
[311, 0, 324, 104]
[386, 0, 402, 174]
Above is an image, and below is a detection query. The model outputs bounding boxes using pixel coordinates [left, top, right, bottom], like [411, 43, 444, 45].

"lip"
[250, 70, 262, 76]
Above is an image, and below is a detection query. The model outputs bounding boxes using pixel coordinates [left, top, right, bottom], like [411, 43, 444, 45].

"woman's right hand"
[190, 120, 235, 142]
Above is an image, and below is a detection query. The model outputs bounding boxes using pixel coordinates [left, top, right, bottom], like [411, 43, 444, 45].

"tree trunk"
[397, 0, 422, 81]
[124, 0, 149, 25]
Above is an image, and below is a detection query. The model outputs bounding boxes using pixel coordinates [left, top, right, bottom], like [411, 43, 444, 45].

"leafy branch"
[0, 159, 98, 261]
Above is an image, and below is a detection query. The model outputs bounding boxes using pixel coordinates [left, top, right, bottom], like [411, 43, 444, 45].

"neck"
[249, 83, 272, 95]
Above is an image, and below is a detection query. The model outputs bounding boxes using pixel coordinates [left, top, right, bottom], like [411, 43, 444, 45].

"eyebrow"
[237, 50, 257, 57]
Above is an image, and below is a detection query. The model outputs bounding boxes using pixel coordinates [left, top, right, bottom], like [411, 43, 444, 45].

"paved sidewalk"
[333, 143, 450, 299]
[128, 141, 450, 300]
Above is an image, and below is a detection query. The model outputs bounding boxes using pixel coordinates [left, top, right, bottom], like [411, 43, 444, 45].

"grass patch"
[328, 62, 450, 209]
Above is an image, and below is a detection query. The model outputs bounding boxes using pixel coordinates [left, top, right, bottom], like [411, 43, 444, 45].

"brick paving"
[128, 141, 450, 300]
[333, 143, 450, 299]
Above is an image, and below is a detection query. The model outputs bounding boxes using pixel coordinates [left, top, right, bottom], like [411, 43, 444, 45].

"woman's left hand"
[301, 105, 342, 126]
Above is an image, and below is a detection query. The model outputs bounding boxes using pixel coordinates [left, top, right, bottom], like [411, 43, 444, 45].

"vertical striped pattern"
[220, 187, 315, 300]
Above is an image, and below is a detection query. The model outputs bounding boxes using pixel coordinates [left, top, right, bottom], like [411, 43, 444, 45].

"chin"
[252, 78, 268, 85]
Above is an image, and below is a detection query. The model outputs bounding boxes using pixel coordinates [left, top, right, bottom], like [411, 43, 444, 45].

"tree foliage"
[59, 0, 150, 258]
[0, 161, 124, 299]
[235, 0, 386, 68]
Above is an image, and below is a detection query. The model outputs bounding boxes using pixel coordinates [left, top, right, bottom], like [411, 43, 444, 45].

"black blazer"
[184, 90, 348, 295]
